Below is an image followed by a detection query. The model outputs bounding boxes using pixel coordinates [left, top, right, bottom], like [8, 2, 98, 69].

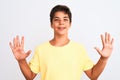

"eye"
[53, 18, 59, 21]
[64, 18, 69, 21]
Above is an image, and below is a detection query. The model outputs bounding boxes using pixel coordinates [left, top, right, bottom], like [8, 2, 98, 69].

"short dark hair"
[50, 5, 72, 23]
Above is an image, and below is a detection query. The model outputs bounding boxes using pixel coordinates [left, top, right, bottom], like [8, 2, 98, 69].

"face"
[51, 11, 71, 35]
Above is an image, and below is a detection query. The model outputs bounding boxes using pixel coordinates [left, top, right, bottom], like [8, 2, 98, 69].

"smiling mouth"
[57, 27, 66, 30]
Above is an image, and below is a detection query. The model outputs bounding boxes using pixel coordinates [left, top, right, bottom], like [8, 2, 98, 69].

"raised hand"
[9, 36, 31, 61]
[95, 32, 114, 60]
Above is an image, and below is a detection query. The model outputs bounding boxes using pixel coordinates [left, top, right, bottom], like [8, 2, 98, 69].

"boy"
[9, 5, 114, 80]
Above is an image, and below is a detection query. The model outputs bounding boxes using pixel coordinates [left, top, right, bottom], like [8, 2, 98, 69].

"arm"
[85, 32, 114, 80]
[9, 36, 36, 80]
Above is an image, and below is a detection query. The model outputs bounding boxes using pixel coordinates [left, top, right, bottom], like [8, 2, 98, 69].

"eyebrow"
[53, 16, 69, 19]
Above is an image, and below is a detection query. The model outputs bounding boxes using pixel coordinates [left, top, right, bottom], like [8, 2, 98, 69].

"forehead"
[53, 11, 69, 18]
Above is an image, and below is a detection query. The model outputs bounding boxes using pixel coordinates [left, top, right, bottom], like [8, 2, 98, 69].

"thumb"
[25, 50, 31, 57]
[94, 47, 101, 55]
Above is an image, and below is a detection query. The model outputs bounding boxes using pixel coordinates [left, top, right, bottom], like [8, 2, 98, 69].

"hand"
[95, 32, 114, 60]
[9, 36, 31, 61]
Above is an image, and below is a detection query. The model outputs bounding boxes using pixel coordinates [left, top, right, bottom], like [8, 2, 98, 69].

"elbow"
[25, 71, 36, 80]
[89, 74, 99, 80]
[26, 77, 33, 80]
[90, 77, 98, 80]
[89, 68, 100, 80]
[89, 72, 99, 80]
[25, 74, 35, 80]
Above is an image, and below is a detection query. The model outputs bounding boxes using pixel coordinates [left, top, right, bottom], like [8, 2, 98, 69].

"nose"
[59, 20, 64, 25]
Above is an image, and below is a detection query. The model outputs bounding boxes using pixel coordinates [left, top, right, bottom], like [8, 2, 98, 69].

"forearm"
[18, 60, 34, 80]
[91, 57, 108, 80]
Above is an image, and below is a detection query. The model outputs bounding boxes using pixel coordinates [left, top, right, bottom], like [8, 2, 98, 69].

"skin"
[50, 11, 71, 46]
[85, 32, 114, 80]
[9, 36, 36, 80]
[9, 11, 114, 80]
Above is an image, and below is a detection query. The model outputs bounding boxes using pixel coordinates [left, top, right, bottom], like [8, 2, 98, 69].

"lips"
[57, 27, 66, 30]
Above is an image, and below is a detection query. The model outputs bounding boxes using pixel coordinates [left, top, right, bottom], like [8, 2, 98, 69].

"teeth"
[58, 27, 66, 29]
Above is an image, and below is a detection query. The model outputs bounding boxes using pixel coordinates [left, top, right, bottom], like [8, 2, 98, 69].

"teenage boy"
[9, 5, 114, 80]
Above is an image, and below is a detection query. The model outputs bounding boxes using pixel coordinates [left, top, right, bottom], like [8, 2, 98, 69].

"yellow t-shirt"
[29, 41, 94, 80]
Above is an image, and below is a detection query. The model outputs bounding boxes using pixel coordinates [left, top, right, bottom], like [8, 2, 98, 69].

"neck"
[50, 34, 70, 47]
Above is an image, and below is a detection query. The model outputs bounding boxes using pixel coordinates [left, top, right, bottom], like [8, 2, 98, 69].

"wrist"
[17, 59, 26, 64]
[100, 57, 109, 62]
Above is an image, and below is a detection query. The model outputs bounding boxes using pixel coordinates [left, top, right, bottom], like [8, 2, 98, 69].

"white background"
[0, 0, 120, 80]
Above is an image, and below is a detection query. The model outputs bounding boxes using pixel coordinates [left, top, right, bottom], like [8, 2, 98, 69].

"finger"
[9, 42, 13, 50]
[101, 34, 105, 46]
[9, 42, 15, 54]
[14, 36, 17, 47]
[105, 32, 108, 43]
[108, 33, 111, 42]
[13, 37, 16, 47]
[21, 36, 24, 49]
[111, 38, 114, 45]
[16, 35, 20, 47]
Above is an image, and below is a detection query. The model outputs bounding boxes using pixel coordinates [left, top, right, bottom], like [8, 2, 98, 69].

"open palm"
[95, 32, 114, 59]
[9, 36, 31, 61]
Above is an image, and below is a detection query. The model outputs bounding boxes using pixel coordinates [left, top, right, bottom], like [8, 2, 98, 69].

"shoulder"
[70, 40, 85, 48]
[34, 41, 50, 51]
[70, 41, 88, 56]
[70, 40, 87, 51]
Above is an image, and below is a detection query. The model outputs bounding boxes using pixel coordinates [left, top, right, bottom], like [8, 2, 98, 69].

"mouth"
[57, 27, 66, 30]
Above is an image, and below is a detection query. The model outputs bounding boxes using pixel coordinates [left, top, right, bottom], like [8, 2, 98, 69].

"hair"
[50, 5, 72, 23]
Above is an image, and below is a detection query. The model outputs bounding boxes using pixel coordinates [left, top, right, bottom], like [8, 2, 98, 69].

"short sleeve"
[29, 47, 40, 74]
[80, 46, 94, 71]
[83, 55, 94, 71]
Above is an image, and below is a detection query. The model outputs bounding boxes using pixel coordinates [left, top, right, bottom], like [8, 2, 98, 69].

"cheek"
[51, 24, 57, 29]
[67, 24, 71, 28]
[52, 23, 59, 27]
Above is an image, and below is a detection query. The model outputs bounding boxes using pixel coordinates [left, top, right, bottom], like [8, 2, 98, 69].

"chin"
[57, 32, 67, 36]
